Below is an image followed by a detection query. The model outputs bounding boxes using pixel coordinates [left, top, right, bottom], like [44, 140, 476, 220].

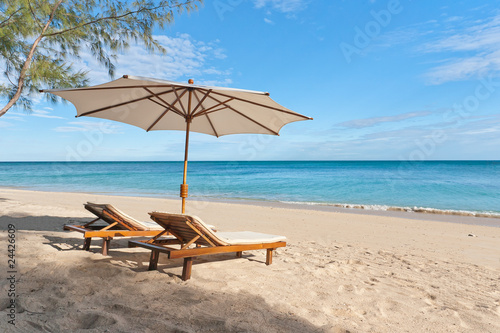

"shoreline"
[2, 186, 500, 228]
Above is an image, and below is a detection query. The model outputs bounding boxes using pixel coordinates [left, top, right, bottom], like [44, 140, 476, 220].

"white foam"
[278, 201, 500, 219]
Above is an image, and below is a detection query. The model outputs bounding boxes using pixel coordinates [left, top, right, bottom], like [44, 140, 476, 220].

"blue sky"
[2, 0, 500, 161]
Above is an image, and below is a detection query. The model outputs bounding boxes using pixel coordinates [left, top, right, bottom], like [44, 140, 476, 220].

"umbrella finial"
[188, 79, 194, 84]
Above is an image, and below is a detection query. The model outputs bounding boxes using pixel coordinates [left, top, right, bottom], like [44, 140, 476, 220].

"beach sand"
[0, 188, 499, 332]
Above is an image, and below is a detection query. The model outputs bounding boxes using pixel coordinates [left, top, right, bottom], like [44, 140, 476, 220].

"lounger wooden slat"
[65, 227, 162, 239]
[130, 240, 285, 259]
[129, 212, 287, 280]
[63, 203, 165, 255]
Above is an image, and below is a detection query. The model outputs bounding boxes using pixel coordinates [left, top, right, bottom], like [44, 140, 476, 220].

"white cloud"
[1, 115, 24, 121]
[197, 78, 233, 87]
[365, 13, 500, 84]
[445, 16, 463, 23]
[5, 111, 25, 116]
[307, 114, 500, 160]
[0, 120, 12, 128]
[253, 0, 308, 13]
[5, 109, 64, 120]
[424, 51, 500, 84]
[75, 33, 232, 87]
[422, 16, 500, 53]
[264, 18, 275, 25]
[31, 109, 65, 119]
[54, 121, 122, 134]
[202, 67, 231, 75]
[212, 48, 227, 60]
[337, 111, 433, 129]
[463, 126, 499, 135]
[372, 22, 437, 49]
[422, 14, 500, 84]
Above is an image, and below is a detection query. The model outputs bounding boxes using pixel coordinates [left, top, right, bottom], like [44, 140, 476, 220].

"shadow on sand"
[1, 214, 348, 333]
[0, 215, 89, 231]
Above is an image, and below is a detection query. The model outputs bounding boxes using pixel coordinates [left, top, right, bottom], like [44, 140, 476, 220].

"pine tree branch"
[0, 0, 63, 117]
[5, 72, 16, 87]
[42, 1, 196, 37]
[0, 0, 200, 117]
[27, 0, 44, 31]
[0, 7, 24, 28]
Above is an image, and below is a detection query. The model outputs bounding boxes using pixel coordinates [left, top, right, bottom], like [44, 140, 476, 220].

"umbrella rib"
[230, 108, 279, 135]
[172, 87, 188, 115]
[190, 89, 212, 115]
[192, 91, 219, 137]
[207, 94, 279, 135]
[143, 87, 187, 118]
[145, 89, 191, 131]
[78, 88, 176, 117]
[204, 112, 219, 137]
[201, 88, 312, 120]
[147, 97, 170, 109]
[146, 107, 171, 132]
[192, 97, 234, 118]
[199, 106, 229, 116]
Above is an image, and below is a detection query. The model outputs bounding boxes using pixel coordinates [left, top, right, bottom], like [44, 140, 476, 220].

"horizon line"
[1, 160, 499, 163]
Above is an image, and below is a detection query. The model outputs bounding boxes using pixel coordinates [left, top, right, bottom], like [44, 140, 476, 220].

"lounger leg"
[102, 237, 112, 255]
[236, 251, 243, 258]
[266, 249, 274, 266]
[149, 250, 160, 271]
[182, 257, 193, 281]
[83, 238, 92, 251]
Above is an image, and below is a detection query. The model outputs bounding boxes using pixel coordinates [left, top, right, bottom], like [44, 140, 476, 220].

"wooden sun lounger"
[129, 212, 286, 280]
[64, 202, 165, 255]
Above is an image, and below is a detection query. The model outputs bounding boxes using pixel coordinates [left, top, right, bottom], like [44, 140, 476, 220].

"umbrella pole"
[180, 120, 191, 214]
[181, 83, 194, 214]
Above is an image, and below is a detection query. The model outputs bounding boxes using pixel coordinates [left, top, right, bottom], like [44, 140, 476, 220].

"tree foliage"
[0, 0, 200, 117]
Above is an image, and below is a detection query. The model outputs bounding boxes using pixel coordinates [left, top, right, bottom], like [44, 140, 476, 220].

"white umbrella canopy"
[41, 75, 312, 213]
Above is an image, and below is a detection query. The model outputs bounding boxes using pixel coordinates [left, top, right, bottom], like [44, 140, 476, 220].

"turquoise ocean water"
[0, 161, 499, 215]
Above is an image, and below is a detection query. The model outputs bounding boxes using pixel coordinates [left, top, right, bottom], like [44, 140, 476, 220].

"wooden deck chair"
[129, 212, 287, 280]
[64, 202, 166, 255]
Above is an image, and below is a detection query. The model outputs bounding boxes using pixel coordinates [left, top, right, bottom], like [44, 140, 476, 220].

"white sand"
[0, 188, 499, 332]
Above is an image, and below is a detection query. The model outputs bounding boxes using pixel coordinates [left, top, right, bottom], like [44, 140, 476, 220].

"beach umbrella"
[41, 75, 312, 213]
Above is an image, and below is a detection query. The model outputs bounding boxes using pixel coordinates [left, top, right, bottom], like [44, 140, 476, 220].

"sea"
[1, 161, 499, 217]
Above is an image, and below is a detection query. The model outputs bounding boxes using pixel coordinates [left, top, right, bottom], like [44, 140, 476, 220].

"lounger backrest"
[84, 202, 147, 231]
[149, 212, 229, 246]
